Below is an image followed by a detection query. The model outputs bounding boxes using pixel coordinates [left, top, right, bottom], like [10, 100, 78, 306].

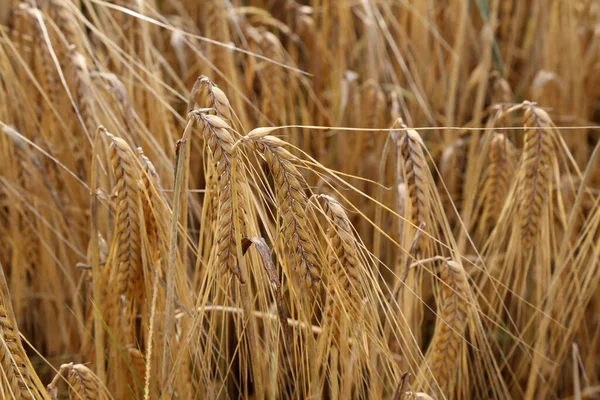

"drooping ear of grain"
[417, 260, 468, 397]
[102, 128, 145, 356]
[0, 262, 48, 400]
[439, 138, 466, 225]
[203, 1, 235, 84]
[202, 1, 249, 128]
[194, 112, 247, 280]
[189, 77, 234, 266]
[48, 0, 85, 56]
[481, 133, 516, 227]
[188, 76, 233, 124]
[137, 147, 160, 252]
[489, 71, 513, 105]
[242, 132, 321, 287]
[68, 364, 104, 400]
[106, 131, 144, 304]
[398, 127, 430, 250]
[126, 346, 146, 399]
[518, 104, 554, 250]
[322, 195, 362, 305]
[257, 32, 287, 125]
[70, 50, 96, 137]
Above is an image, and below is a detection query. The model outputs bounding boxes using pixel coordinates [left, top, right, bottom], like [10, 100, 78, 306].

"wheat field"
[0, 0, 599, 399]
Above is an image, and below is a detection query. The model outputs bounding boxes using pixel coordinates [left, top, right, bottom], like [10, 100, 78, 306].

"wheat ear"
[242, 132, 321, 287]
[204, 1, 236, 83]
[104, 129, 143, 303]
[519, 103, 554, 249]
[481, 133, 515, 225]
[0, 297, 37, 399]
[0, 262, 47, 400]
[321, 195, 362, 301]
[418, 260, 468, 396]
[398, 123, 430, 250]
[439, 138, 466, 223]
[189, 76, 232, 124]
[193, 112, 247, 280]
[70, 49, 95, 136]
[68, 364, 104, 400]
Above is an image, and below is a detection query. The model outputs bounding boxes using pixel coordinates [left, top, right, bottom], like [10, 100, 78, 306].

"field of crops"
[0, 1, 599, 399]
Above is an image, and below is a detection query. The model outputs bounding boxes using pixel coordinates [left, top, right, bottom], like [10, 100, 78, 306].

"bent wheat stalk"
[518, 103, 554, 250]
[481, 133, 515, 226]
[104, 129, 144, 305]
[417, 260, 468, 397]
[397, 121, 431, 252]
[192, 111, 248, 280]
[0, 262, 48, 400]
[241, 131, 321, 287]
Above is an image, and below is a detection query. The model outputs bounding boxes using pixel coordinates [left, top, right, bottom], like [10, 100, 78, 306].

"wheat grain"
[126, 346, 145, 398]
[203, 1, 236, 86]
[258, 31, 287, 124]
[48, 0, 84, 57]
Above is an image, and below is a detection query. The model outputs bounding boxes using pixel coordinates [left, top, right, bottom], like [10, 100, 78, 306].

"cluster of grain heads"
[0, 1, 599, 398]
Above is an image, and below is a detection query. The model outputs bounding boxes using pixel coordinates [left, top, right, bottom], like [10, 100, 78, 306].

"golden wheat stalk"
[48, 362, 108, 400]
[439, 138, 466, 224]
[321, 195, 362, 302]
[481, 133, 515, 226]
[104, 129, 143, 303]
[192, 111, 247, 280]
[398, 124, 430, 231]
[241, 131, 321, 287]
[417, 260, 468, 397]
[68, 364, 104, 400]
[0, 262, 48, 400]
[188, 76, 232, 124]
[518, 103, 554, 250]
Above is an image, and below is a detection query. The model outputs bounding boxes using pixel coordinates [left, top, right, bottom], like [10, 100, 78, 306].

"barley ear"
[417, 260, 468, 396]
[519, 103, 554, 250]
[0, 262, 49, 399]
